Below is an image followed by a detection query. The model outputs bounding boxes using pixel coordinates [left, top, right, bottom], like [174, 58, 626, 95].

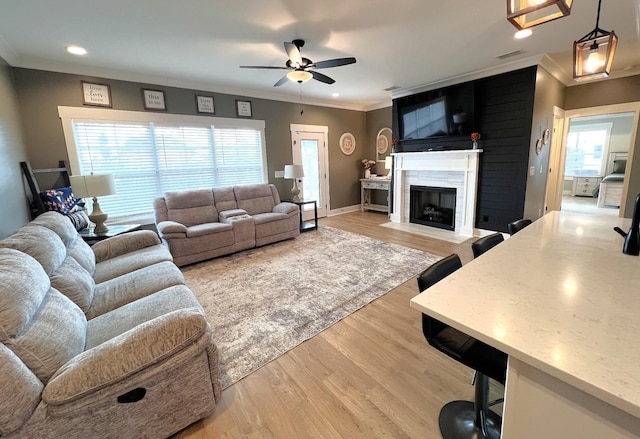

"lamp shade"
[70, 174, 116, 198]
[573, 30, 617, 82]
[284, 164, 305, 179]
[507, 0, 572, 30]
[385, 156, 393, 170]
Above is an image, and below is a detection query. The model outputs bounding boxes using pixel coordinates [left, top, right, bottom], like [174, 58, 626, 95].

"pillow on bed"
[612, 160, 626, 174]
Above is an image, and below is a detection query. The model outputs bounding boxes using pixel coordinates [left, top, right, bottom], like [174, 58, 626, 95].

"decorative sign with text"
[82, 81, 112, 107]
[142, 89, 166, 111]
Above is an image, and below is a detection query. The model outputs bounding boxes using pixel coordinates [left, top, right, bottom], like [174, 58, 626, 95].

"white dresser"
[571, 176, 601, 197]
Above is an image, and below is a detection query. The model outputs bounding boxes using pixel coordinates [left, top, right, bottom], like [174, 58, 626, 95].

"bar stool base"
[439, 400, 502, 439]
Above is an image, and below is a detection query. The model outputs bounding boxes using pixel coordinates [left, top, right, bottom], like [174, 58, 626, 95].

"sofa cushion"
[213, 186, 238, 212]
[0, 249, 51, 341]
[93, 244, 173, 284]
[0, 226, 66, 275]
[234, 184, 276, 215]
[50, 256, 96, 312]
[86, 285, 203, 349]
[27, 211, 79, 247]
[186, 222, 233, 238]
[38, 187, 84, 214]
[25, 211, 97, 275]
[165, 189, 218, 226]
[0, 344, 43, 436]
[88, 261, 185, 319]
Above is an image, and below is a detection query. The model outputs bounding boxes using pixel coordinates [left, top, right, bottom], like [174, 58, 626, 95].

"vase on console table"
[365, 169, 371, 179]
[472, 141, 478, 150]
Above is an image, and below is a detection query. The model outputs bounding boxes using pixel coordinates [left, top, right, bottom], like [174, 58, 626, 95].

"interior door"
[290, 124, 329, 220]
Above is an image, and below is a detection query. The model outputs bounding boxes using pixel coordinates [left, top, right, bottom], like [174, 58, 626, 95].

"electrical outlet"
[529, 166, 535, 176]
[275, 170, 284, 178]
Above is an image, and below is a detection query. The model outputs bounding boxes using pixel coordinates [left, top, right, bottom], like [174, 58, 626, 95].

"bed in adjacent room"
[597, 152, 628, 208]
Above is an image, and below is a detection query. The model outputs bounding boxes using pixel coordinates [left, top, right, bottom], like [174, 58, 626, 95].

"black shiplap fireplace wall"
[392, 66, 536, 233]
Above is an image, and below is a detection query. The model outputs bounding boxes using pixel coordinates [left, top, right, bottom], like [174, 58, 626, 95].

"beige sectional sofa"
[0, 212, 221, 438]
[153, 183, 300, 266]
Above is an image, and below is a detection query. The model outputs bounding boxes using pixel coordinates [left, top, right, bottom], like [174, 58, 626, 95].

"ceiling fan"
[240, 39, 356, 87]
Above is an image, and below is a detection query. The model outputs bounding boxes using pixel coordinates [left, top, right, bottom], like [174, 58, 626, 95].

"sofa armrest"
[92, 230, 161, 263]
[42, 308, 208, 406]
[273, 202, 299, 215]
[156, 220, 188, 236]
[218, 209, 248, 221]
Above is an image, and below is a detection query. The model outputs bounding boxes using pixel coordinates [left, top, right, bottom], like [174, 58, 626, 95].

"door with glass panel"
[290, 124, 329, 220]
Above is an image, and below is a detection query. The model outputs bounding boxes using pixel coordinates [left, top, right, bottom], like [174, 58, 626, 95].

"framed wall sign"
[82, 81, 112, 107]
[339, 132, 356, 155]
[196, 95, 215, 114]
[142, 89, 166, 111]
[236, 100, 252, 118]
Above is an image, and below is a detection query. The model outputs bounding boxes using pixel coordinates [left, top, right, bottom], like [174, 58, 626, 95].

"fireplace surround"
[390, 150, 481, 236]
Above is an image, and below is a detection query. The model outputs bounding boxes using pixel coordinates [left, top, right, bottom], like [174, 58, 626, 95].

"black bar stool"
[471, 233, 504, 258]
[417, 254, 507, 439]
[507, 218, 532, 235]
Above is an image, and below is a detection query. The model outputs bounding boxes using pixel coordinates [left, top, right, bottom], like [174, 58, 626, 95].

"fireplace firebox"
[410, 185, 456, 231]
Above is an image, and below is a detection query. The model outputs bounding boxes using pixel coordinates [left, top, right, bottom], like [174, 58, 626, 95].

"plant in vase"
[471, 132, 481, 149]
[362, 158, 375, 178]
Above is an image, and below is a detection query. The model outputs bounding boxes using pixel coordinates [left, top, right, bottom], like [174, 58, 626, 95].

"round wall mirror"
[376, 127, 392, 163]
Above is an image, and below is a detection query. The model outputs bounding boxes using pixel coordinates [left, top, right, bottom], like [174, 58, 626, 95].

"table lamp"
[284, 164, 304, 202]
[385, 156, 393, 178]
[70, 174, 116, 233]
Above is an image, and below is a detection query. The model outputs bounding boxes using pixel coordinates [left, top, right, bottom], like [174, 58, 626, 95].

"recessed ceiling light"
[66, 45, 87, 55]
[514, 29, 533, 39]
[332, 93, 339, 98]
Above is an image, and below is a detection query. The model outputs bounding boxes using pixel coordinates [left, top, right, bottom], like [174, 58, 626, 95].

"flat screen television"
[397, 82, 475, 141]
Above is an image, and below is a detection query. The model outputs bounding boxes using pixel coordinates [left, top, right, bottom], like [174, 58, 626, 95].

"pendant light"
[507, 0, 572, 30]
[573, 0, 617, 82]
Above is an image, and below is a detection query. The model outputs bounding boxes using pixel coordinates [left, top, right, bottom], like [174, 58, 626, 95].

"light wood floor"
[174, 211, 492, 439]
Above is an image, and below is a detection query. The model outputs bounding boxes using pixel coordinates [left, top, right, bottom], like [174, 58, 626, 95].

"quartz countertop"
[410, 211, 640, 418]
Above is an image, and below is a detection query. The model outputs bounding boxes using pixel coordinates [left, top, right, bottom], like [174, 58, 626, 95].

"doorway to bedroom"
[548, 104, 637, 217]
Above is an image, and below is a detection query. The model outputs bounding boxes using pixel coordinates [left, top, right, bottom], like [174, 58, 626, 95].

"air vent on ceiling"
[497, 50, 525, 60]
[384, 86, 401, 91]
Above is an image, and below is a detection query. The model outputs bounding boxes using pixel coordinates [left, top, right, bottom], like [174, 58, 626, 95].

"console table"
[410, 211, 640, 438]
[360, 178, 390, 213]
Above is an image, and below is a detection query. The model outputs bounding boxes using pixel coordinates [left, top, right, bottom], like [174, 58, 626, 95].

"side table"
[285, 200, 318, 232]
[79, 224, 142, 245]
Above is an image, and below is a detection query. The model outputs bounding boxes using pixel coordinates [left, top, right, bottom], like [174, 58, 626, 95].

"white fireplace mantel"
[391, 149, 482, 237]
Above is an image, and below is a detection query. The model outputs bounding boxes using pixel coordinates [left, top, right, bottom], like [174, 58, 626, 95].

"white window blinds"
[59, 107, 267, 222]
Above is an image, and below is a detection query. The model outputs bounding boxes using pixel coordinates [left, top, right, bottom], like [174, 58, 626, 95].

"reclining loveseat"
[153, 183, 300, 266]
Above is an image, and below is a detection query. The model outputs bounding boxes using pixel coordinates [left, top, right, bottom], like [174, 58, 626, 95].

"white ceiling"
[1, 0, 638, 111]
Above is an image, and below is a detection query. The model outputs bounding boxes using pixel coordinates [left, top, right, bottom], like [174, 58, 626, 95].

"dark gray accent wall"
[524, 66, 565, 221]
[564, 75, 640, 218]
[0, 58, 30, 239]
[12, 68, 366, 214]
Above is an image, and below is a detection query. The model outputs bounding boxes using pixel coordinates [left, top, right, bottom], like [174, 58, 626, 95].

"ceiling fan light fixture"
[287, 70, 313, 83]
[573, 0, 617, 82]
[507, 0, 572, 30]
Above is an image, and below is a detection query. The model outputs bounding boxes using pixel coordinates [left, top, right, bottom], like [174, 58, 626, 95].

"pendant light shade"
[573, 0, 617, 82]
[507, 0, 572, 30]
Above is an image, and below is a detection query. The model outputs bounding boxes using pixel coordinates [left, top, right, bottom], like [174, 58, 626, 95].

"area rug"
[181, 225, 441, 389]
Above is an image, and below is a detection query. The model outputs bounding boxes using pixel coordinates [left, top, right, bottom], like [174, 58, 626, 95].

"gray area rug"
[181, 225, 441, 389]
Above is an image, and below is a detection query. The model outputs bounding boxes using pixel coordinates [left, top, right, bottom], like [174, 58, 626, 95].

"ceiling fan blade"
[311, 71, 335, 84]
[311, 57, 356, 69]
[284, 42, 303, 67]
[239, 65, 289, 70]
[273, 75, 289, 87]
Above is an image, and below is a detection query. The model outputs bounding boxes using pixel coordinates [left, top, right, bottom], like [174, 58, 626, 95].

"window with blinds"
[59, 107, 267, 222]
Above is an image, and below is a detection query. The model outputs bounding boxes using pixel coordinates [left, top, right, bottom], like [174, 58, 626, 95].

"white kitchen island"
[410, 210, 640, 438]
